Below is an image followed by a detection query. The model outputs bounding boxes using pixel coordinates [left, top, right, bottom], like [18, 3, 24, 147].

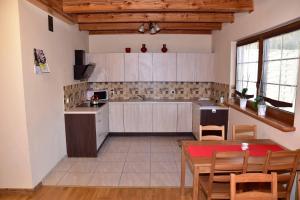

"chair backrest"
[230, 172, 278, 200]
[207, 151, 249, 196]
[232, 124, 257, 140]
[263, 150, 300, 198]
[199, 125, 225, 141]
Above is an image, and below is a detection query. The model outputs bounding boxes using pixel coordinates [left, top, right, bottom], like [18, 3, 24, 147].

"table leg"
[180, 149, 186, 198]
[192, 168, 199, 200]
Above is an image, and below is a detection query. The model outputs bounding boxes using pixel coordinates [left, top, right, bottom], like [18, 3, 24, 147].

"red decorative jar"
[141, 44, 147, 53]
[125, 48, 131, 53]
[161, 44, 168, 53]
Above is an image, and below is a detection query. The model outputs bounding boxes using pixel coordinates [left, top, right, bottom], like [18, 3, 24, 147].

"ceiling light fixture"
[138, 22, 160, 34]
[138, 23, 145, 33]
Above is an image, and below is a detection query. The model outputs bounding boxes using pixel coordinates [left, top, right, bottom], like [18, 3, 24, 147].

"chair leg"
[192, 169, 200, 200]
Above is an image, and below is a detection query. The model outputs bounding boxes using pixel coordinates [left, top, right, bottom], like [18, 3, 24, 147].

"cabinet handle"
[212, 109, 216, 113]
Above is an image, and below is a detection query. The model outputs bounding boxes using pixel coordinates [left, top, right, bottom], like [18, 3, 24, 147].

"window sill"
[226, 101, 296, 132]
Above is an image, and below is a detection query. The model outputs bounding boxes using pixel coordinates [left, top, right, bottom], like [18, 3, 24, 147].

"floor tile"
[126, 153, 150, 162]
[150, 173, 180, 187]
[97, 152, 127, 162]
[94, 161, 124, 173]
[105, 145, 130, 153]
[151, 162, 179, 173]
[69, 161, 98, 173]
[129, 144, 151, 153]
[123, 162, 150, 173]
[88, 173, 121, 186]
[52, 159, 75, 172]
[151, 153, 175, 162]
[58, 172, 93, 186]
[119, 173, 150, 187]
[151, 146, 178, 153]
[42, 171, 66, 185]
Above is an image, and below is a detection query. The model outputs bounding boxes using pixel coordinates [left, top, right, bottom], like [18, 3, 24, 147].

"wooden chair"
[263, 150, 300, 200]
[230, 172, 278, 200]
[232, 124, 257, 140]
[199, 125, 225, 141]
[199, 151, 249, 200]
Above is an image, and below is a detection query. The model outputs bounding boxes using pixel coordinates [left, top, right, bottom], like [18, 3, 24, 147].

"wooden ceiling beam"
[79, 22, 222, 31]
[26, 0, 76, 24]
[89, 30, 212, 35]
[63, 0, 254, 14]
[77, 12, 234, 23]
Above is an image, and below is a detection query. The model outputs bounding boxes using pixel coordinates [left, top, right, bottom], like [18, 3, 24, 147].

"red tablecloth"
[188, 144, 284, 157]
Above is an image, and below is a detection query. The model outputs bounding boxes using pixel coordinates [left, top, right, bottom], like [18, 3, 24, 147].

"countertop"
[64, 99, 228, 114]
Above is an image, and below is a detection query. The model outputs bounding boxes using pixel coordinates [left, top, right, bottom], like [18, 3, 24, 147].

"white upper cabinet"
[153, 53, 177, 81]
[124, 53, 139, 82]
[106, 53, 125, 82]
[176, 53, 197, 82]
[194, 53, 215, 82]
[88, 53, 107, 82]
[138, 53, 153, 81]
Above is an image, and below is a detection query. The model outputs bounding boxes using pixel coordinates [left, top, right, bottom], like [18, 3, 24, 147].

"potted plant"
[237, 88, 252, 109]
[254, 96, 267, 117]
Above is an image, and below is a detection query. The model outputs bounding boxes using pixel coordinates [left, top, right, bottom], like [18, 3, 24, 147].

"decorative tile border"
[63, 82, 229, 109]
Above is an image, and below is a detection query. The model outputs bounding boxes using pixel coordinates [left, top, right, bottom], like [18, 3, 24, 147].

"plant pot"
[240, 98, 247, 109]
[258, 104, 266, 117]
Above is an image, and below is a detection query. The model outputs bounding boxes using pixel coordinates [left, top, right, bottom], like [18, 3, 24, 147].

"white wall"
[0, 0, 33, 188]
[18, 0, 89, 187]
[89, 34, 212, 53]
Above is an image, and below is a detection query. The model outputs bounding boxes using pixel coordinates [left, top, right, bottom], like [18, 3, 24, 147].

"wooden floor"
[0, 186, 193, 200]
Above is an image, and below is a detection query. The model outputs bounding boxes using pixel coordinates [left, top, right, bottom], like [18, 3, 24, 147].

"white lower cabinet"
[177, 103, 192, 132]
[109, 102, 124, 132]
[96, 104, 109, 149]
[153, 103, 178, 132]
[124, 103, 153, 132]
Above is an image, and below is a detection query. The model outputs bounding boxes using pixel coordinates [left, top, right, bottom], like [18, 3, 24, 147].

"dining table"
[180, 139, 289, 200]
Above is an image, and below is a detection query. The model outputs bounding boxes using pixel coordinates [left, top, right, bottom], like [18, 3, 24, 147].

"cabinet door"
[139, 53, 153, 81]
[109, 102, 124, 132]
[153, 103, 177, 132]
[124, 103, 139, 132]
[192, 103, 200, 140]
[106, 53, 124, 82]
[177, 103, 192, 132]
[153, 53, 176, 81]
[88, 53, 107, 82]
[176, 53, 196, 82]
[138, 103, 153, 132]
[124, 53, 139, 82]
[194, 53, 214, 82]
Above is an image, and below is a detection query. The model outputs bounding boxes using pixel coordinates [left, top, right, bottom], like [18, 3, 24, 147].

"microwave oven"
[93, 90, 108, 100]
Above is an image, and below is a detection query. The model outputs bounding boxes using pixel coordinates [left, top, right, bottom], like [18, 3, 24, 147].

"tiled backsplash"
[63, 82, 229, 110]
[64, 82, 88, 110]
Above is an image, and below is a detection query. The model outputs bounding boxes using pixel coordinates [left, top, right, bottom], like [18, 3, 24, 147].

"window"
[236, 21, 300, 117]
[263, 30, 300, 112]
[236, 42, 259, 98]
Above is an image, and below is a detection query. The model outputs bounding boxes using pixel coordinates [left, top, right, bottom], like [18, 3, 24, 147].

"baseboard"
[109, 132, 194, 137]
[0, 182, 42, 194]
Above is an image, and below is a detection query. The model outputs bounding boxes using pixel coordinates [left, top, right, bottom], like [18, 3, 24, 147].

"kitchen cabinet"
[106, 53, 124, 82]
[64, 104, 109, 157]
[109, 102, 124, 132]
[138, 53, 153, 81]
[176, 53, 197, 81]
[177, 103, 192, 132]
[124, 53, 139, 82]
[124, 103, 139, 132]
[153, 53, 176, 81]
[194, 53, 214, 82]
[88, 53, 107, 82]
[124, 102, 153, 132]
[153, 103, 177, 132]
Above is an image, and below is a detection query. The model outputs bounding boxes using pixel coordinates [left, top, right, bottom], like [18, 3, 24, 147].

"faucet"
[136, 95, 145, 100]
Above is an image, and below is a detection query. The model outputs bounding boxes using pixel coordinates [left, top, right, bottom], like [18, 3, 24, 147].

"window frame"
[235, 20, 300, 126]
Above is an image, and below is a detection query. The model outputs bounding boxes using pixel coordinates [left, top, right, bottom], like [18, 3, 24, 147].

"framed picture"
[33, 48, 50, 74]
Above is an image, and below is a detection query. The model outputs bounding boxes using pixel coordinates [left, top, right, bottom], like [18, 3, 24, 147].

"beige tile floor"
[42, 136, 194, 187]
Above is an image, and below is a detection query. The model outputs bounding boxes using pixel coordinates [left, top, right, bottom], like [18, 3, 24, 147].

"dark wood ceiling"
[27, 0, 254, 35]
